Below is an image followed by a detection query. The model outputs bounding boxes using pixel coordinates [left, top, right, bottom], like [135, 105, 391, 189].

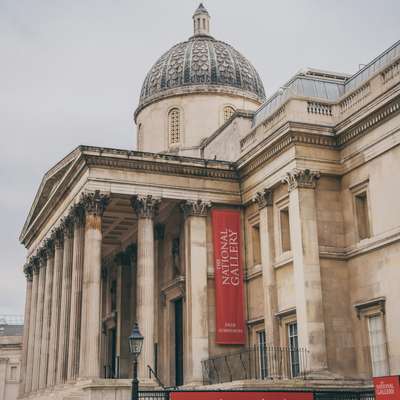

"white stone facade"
[17, 4, 400, 400]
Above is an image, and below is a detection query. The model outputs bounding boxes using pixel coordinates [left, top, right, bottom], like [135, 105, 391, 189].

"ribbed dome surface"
[138, 36, 266, 109]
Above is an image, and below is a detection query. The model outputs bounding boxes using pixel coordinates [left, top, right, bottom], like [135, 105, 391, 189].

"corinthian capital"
[60, 215, 74, 238]
[71, 203, 85, 227]
[81, 190, 110, 217]
[131, 195, 161, 219]
[44, 238, 55, 258]
[23, 263, 33, 281]
[254, 189, 273, 210]
[181, 199, 211, 218]
[38, 247, 48, 267]
[51, 226, 64, 248]
[282, 169, 320, 192]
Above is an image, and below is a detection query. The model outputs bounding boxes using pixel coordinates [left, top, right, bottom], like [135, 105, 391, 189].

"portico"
[19, 146, 241, 398]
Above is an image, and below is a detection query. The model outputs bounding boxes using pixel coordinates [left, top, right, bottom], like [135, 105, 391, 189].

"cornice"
[84, 153, 238, 181]
[237, 94, 400, 178]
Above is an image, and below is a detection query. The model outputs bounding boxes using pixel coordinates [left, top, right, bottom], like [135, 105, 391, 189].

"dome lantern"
[193, 3, 211, 37]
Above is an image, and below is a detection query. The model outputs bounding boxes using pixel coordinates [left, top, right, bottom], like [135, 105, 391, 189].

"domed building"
[135, 4, 265, 155]
[18, 3, 400, 400]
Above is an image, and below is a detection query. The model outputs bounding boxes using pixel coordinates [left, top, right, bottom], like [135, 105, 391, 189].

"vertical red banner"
[211, 209, 245, 344]
[374, 376, 400, 400]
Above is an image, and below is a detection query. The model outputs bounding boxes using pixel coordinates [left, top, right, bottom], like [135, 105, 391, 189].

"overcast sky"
[1, 0, 399, 316]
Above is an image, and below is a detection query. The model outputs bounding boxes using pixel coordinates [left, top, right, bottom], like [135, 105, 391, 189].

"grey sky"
[1, 0, 399, 315]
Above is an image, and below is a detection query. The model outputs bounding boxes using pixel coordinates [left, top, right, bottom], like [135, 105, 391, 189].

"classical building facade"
[19, 4, 400, 399]
[0, 316, 23, 400]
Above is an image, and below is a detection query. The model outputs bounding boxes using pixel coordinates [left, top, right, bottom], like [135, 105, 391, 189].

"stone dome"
[135, 4, 265, 117]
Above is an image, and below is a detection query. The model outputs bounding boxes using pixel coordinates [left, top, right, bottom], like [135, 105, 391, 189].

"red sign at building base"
[170, 391, 314, 400]
[374, 376, 400, 400]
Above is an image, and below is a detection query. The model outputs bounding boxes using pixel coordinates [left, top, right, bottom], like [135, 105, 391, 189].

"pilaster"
[282, 169, 328, 372]
[254, 189, 279, 348]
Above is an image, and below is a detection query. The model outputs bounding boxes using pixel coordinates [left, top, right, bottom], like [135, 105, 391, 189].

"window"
[355, 191, 370, 240]
[168, 108, 181, 146]
[223, 106, 235, 123]
[368, 315, 389, 377]
[9, 366, 17, 381]
[257, 330, 268, 379]
[287, 322, 300, 377]
[251, 223, 261, 266]
[280, 207, 291, 253]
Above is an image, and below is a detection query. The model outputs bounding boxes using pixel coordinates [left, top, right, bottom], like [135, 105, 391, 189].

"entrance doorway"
[174, 298, 184, 386]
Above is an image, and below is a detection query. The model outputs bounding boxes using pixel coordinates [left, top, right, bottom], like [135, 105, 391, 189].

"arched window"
[168, 108, 181, 145]
[223, 106, 235, 123]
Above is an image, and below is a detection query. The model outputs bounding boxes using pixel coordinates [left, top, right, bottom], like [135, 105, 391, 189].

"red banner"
[171, 392, 314, 400]
[374, 376, 400, 400]
[211, 209, 245, 344]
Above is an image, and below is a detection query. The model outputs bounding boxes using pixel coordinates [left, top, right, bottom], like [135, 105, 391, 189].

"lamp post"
[129, 322, 144, 400]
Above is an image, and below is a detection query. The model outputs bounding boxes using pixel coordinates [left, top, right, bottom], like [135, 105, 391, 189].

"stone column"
[254, 189, 279, 347]
[19, 263, 33, 396]
[31, 251, 46, 392]
[39, 239, 55, 389]
[56, 216, 74, 384]
[181, 200, 211, 385]
[283, 169, 328, 372]
[131, 195, 160, 382]
[79, 191, 109, 378]
[154, 223, 165, 369]
[67, 204, 85, 381]
[0, 358, 8, 400]
[24, 258, 39, 393]
[47, 228, 64, 386]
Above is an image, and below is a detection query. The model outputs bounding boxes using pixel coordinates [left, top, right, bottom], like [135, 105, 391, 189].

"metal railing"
[202, 345, 309, 384]
[314, 391, 375, 400]
[139, 391, 169, 400]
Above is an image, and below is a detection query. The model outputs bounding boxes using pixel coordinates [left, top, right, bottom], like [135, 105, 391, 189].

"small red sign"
[374, 376, 400, 400]
[170, 392, 314, 400]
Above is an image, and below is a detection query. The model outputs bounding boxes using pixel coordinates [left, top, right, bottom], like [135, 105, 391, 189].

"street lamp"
[129, 322, 144, 400]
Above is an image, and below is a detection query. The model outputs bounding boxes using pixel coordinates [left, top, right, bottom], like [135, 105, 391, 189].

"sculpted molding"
[131, 195, 161, 219]
[181, 199, 211, 218]
[282, 169, 320, 192]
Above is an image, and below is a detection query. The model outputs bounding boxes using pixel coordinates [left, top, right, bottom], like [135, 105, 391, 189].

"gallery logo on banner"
[374, 376, 400, 400]
[211, 209, 245, 344]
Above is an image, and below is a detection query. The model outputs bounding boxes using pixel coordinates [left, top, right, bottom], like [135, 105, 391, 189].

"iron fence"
[314, 391, 375, 400]
[202, 345, 309, 384]
[139, 391, 169, 400]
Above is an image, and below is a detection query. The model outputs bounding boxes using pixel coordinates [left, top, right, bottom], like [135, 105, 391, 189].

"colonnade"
[20, 191, 212, 395]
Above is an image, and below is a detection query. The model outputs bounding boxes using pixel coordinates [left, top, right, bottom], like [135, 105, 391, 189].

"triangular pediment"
[19, 147, 83, 243]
